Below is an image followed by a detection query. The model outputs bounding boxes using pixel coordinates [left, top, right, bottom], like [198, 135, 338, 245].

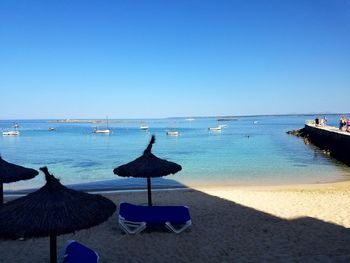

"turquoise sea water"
[1, 115, 350, 191]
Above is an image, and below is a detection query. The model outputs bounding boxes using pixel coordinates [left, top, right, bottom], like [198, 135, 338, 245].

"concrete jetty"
[303, 123, 350, 165]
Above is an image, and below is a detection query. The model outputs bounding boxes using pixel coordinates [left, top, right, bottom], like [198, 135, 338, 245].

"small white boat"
[139, 125, 149, 130]
[185, 118, 195, 121]
[208, 126, 222, 131]
[13, 123, 19, 128]
[3, 131, 20, 136]
[93, 128, 110, 134]
[253, 121, 258, 124]
[48, 127, 55, 131]
[166, 131, 179, 136]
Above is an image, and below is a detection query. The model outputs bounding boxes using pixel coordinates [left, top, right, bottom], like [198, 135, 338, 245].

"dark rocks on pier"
[286, 128, 310, 144]
[286, 128, 306, 137]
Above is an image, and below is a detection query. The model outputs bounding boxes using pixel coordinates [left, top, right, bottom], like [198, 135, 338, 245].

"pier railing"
[305, 120, 315, 125]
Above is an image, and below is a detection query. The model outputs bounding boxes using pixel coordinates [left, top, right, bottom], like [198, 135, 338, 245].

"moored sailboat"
[93, 117, 111, 134]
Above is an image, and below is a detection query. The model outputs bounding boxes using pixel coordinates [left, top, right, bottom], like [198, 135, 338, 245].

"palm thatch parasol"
[113, 135, 182, 206]
[0, 156, 39, 204]
[0, 166, 116, 263]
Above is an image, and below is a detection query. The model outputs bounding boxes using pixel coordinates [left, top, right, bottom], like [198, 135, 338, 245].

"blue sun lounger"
[118, 202, 192, 234]
[62, 240, 99, 263]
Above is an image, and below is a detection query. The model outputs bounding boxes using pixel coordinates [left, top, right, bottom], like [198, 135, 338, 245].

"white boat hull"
[94, 129, 110, 134]
[208, 127, 222, 131]
[3, 131, 20, 136]
[166, 131, 179, 136]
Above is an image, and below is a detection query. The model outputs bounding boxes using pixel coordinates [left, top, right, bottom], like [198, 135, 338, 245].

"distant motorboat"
[185, 118, 195, 121]
[48, 127, 55, 131]
[3, 130, 20, 136]
[166, 131, 179, 136]
[139, 125, 149, 130]
[13, 123, 19, 128]
[253, 121, 258, 124]
[217, 118, 237, 122]
[208, 126, 222, 131]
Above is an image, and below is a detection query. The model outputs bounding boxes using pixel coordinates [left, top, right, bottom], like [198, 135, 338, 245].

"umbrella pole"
[0, 183, 3, 204]
[50, 234, 57, 263]
[147, 177, 152, 206]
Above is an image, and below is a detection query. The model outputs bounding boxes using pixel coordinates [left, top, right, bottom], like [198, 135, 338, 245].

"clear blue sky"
[0, 0, 349, 119]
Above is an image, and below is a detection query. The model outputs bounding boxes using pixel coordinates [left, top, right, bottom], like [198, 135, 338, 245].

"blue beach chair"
[118, 202, 192, 234]
[62, 240, 99, 263]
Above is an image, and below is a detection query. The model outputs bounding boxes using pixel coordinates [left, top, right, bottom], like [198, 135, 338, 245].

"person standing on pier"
[339, 116, 346, 130]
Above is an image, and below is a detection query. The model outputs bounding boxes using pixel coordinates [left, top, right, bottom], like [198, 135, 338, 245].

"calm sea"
[1, 115, 350, 192]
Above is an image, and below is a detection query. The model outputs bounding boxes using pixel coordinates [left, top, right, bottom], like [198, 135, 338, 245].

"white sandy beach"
[1, 181, 350, 262]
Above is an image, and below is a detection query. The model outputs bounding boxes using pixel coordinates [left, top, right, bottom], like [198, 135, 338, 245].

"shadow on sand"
[1, 179, 350, 262]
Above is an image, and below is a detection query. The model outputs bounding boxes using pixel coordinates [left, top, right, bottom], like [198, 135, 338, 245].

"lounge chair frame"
[165, 220, 192, 234]
[118, 217, 147, 234]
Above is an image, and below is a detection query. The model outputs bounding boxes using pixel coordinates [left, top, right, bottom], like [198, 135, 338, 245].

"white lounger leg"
[165, 220, 192, 234]
[119, 217, 146, 234]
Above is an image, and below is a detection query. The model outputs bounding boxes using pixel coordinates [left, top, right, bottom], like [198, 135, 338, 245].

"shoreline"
[4, 175, 350, 196]
[191, 179, 350, 197]
[4, 177, 350, 196]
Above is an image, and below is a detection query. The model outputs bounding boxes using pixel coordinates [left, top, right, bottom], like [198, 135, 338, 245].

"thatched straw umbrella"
[113, 135, 182, 206]
[0, 167, 116, 263]
[0, 156, 38, 204]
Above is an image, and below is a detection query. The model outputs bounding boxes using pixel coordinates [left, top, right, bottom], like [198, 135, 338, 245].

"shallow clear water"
[1, 115, 350, 191]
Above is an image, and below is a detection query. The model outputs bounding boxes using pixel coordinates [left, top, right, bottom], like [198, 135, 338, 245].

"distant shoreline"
[48, 119, 147, 124]
[1, 113, 350, 121]
[46, 113, 350, 123]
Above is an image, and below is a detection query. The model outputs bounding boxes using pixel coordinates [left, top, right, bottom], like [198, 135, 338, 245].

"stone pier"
[303, 124, 350, 165]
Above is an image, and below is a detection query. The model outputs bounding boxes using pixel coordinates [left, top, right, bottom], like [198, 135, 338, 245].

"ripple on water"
[71, 161, 102, 168]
